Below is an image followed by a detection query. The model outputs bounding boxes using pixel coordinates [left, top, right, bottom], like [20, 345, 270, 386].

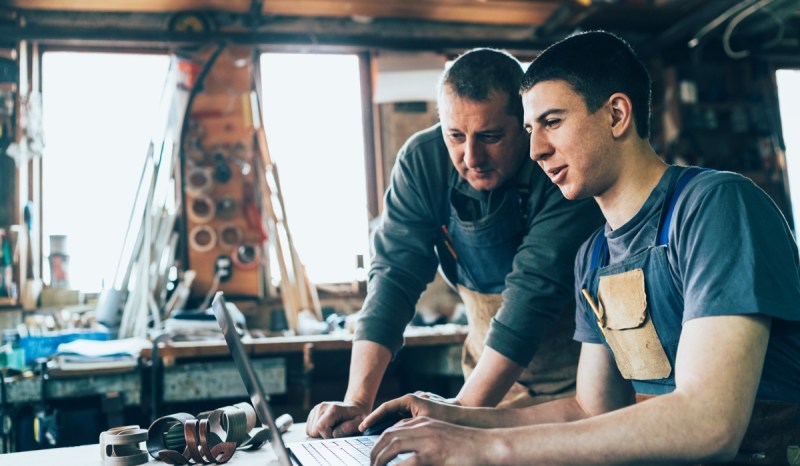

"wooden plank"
[262, 0, 561, 26]
[6, 0, 250, 13]
[8, 0, 560, 26]
[185, 48, 263, 300]
[143, 325, 468, 359]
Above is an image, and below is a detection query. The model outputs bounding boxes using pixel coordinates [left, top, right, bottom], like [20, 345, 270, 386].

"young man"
[306, 48, 603, 438]
[362, 31, 800, 465]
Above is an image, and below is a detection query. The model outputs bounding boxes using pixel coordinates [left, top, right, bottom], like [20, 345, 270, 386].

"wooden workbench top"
[141, 324, 468, 361]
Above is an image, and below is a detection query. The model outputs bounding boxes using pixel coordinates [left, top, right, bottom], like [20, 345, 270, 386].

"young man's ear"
[608, 93, 634, 139]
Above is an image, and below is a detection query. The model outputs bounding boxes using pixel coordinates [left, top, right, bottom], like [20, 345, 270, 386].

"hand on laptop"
[306, 400, 369, 439]
[359, 393, 459, 433]
[369, 417, 489, 466]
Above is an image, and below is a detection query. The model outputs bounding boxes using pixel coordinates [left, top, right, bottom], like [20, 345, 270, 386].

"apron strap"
[590, 166, 711, 270]
[656, 166, 709, 246]
[588, 228, 608, 271]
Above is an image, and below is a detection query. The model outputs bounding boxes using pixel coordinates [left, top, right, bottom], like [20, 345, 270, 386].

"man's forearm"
[483, 316, 770, 465]
[343, 340, 393, 410]
[486, 391, 742, 465]
[449, 395, 588, 429]
[456, 346, 523, 407]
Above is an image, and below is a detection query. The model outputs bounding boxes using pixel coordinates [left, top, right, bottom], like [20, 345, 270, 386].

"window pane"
[777, 69, 800, 235]
[260, 53, 369, 284]
[42, 52, 170, 293]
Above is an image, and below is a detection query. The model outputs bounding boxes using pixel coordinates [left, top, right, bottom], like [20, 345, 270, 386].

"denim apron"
[583, 167, 800, 465]
[442, 163, 579, 408]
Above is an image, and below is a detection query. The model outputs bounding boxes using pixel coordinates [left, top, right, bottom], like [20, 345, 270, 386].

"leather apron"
[444, 165, 579, 408]
[583, 168, 800, 465]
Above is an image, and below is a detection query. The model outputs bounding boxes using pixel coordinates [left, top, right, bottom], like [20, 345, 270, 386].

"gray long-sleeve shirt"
[355, 124, 603, 366]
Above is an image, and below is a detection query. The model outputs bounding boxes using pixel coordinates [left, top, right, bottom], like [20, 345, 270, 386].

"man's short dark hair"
[521, 31, 652, 139]
[439, 48, 524, 123]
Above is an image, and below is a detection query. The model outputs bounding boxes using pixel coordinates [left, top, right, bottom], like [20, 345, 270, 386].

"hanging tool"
[33, 361, 57, 448]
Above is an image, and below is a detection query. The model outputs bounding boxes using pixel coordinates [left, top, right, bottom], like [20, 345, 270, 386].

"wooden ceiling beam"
[6, 0, 563, 26]
[261, 1, 561, 26]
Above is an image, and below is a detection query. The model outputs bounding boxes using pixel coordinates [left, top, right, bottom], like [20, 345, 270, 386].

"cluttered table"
[5, 324, 467, 403]
[2, 422, 314, 465]
[2, 324, 467, 454]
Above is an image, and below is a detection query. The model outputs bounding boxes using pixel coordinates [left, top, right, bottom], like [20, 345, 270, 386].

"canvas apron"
[445, 168, 579, 408]
[583, 168, 800, 465]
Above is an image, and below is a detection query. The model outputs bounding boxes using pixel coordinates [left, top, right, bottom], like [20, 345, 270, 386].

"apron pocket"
[598, 268, 672, 380]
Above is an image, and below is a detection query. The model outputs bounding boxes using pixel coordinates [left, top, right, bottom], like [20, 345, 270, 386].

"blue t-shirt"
[574, 167, 800, 402]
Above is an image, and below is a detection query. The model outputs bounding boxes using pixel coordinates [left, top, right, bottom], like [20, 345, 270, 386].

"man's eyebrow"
[476, 127, 505, 135]
[535, 109, 565, 123]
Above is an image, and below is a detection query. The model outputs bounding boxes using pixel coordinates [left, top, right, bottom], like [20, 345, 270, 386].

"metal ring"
[232, 244, 259, 270]
[216, 197, 238, 220]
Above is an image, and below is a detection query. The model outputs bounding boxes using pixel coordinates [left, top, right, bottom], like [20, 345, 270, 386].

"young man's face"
[439, 87, 528, 192]
[522, 79, 617, 200]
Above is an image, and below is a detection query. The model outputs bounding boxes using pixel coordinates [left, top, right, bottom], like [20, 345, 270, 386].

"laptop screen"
[212, 291, 294, 466]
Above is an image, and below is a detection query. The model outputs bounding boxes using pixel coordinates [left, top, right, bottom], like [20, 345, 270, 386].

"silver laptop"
[212, 292, 410, 466]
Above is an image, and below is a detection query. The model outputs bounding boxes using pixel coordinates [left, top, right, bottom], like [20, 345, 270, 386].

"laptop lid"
[212, 291, 293, 466]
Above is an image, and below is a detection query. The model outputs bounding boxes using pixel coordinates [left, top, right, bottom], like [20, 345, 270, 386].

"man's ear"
[608, 93, 634, 139]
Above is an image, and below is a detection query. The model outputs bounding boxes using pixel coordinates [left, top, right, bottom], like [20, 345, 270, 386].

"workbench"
[1, 325, 467, 453]
[146, 325, 467, 418]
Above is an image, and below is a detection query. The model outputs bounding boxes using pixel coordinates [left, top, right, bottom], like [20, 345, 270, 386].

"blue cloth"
[575, 166, 800, 402]
[445, 169, 526, 294]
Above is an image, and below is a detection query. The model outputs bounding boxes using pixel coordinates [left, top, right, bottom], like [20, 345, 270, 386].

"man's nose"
[530, 130, 552, 162]
[464, 139, 486, 168]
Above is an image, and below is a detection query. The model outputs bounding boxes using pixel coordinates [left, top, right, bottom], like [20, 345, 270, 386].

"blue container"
[20, 331, 110, 364]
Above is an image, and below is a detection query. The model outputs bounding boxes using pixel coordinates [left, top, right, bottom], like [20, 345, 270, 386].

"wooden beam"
[8, 0, 561, 26]
[262, 0, 561, 26]
[6, 0, 250, 13]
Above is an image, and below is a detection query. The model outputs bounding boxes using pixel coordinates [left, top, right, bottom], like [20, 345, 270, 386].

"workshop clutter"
[177, 44, 322, 331]
[99, 401, 291, 465]
[101, 44, 322, 339]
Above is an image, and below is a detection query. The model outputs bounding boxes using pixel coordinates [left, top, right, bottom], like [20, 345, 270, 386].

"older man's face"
[439, 87, 528, 191]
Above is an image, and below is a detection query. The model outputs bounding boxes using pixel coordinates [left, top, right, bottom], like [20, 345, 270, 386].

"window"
[41, 51, 368, 293]
[776, 69, 800, 233]
[260, 53, 370, 284]
[42, 52, 170, 293]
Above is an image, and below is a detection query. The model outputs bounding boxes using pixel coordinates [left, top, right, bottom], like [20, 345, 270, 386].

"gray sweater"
[355, 124, 603, 366]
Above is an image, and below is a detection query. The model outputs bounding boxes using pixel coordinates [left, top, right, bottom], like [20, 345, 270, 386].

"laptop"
[212, 292, 411, 466]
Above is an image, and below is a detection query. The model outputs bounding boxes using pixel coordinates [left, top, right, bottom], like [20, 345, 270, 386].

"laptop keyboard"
[300, 436, 374, 465]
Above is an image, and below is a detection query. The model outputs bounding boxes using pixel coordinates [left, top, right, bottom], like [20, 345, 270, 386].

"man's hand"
[305, 401, 369, 439]
[413, 391, 460, 405]
[359, 393, 460, 433]
[370, 417, 491, 466]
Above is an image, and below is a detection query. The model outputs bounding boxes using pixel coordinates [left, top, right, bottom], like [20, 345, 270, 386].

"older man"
[306, 48, 602, 439]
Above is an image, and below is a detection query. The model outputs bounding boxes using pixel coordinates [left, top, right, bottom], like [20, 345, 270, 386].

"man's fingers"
[332, 418, 361, 438]
[372, 426, 426, 466]
[313, 404, 342, 439]
[305, 405, 322, 436]
[360, 396, 407, 431]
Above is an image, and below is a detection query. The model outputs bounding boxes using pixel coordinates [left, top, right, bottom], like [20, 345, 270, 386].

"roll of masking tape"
[187, 194, 215, 224]
[186, 167, 213, 196]
[189, 225, 217, 253]
[218, 224, 243, 249]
